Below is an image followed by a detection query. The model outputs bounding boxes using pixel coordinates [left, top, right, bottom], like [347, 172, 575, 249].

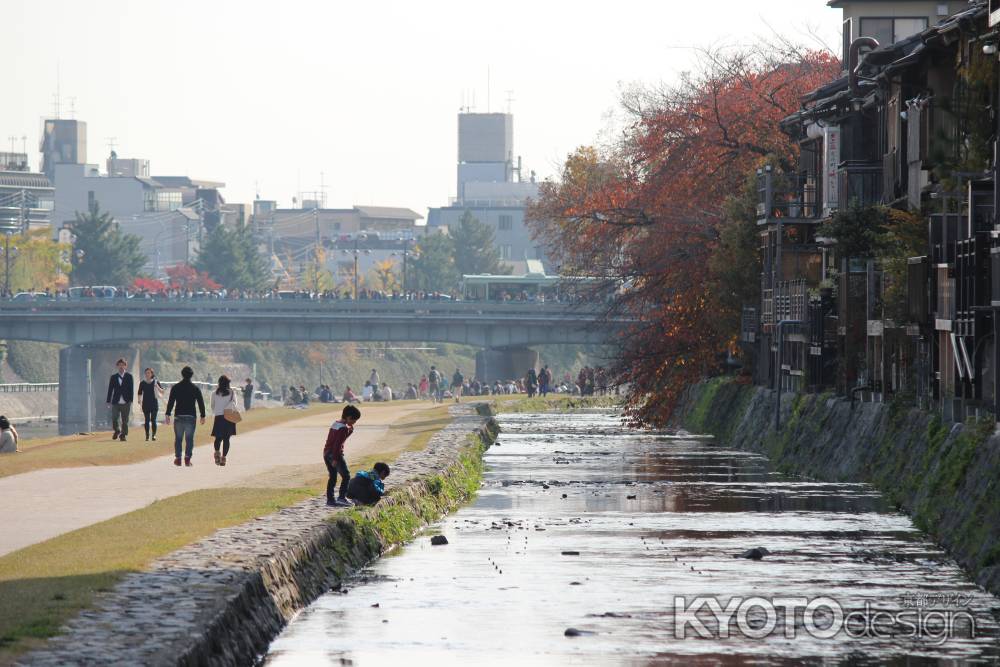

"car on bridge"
[11, 292, 54, 302]
[67, 286, 123, 300]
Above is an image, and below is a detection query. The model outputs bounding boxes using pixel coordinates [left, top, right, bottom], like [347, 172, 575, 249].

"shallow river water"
[264, 410, 1000, 666]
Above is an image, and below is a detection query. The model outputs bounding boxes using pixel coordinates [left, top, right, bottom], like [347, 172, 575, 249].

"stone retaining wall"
[673, 380, 1000, 597]
[19, 404, 496, 667]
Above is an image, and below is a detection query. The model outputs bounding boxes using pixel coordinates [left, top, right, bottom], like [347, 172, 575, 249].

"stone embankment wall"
[673, 380, 1000, 596]
[19, 404, 497, 667]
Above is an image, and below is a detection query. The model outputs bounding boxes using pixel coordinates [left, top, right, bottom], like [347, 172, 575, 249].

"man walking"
[164, 366, 206, 467]
[105, 358, 134, 442]
[242, 378, 254, 411]
[428, 365, 441, 404]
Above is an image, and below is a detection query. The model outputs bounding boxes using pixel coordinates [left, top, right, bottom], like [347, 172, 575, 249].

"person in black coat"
[105, 358, 135, 441]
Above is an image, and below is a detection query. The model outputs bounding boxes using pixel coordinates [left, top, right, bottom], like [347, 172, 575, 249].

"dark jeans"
[324, 452, 350, 502]
[143, 407, 158, 438]
[111, 403, 131, 436]
[214, 435, 231, 456]
[173, 415, 196, 459]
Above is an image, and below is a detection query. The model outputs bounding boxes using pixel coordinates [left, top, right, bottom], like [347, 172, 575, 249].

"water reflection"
[265, 411, 1000, 666]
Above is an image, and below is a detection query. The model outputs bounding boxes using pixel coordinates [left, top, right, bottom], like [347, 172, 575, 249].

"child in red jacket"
[325, 405, 361, 507]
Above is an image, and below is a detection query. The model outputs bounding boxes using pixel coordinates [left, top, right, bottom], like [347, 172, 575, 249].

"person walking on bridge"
[164, 366, 206, 467]
[106, 358, 135, 442]
[136, 367, 164, 442]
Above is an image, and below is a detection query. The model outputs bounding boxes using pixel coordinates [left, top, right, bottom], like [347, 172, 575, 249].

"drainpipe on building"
[848, 37, 879, 98]
[775, 318, 802, 431]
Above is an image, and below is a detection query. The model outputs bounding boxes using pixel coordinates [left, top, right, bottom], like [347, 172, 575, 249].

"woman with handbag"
[211, 375, 241, 466]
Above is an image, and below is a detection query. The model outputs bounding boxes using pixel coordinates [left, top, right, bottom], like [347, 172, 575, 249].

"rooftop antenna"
[505, 90, 515, 114]
[52, 62, 61, 119]
[106, 136, 117, 155]
[68, 97, 77, 119]
[7, 136, 16, 154]
[319, 171, 327, 208]
[20, 135, 27, 157]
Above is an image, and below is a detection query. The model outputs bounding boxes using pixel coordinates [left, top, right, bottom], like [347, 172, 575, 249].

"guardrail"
[0, 298, 609, 318]
[0, 382, 58, 393]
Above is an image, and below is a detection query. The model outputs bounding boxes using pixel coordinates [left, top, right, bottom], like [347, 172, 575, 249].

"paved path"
[0, 401, 438, 557]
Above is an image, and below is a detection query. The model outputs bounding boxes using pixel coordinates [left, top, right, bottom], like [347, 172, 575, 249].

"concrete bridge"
[0, 298, 624, 433]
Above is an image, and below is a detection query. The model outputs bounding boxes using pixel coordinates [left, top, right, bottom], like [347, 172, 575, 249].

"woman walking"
[136, 367, 164, 441]
[211, 375, 238, 466]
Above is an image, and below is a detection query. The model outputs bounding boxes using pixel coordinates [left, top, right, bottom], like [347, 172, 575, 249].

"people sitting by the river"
[381, 382, 393, 401]
[343, 386, 359, 403]
[298, 385, 310, 405]
[0, 416, 20, 454]
[362, 381, 374, 402]
[318, 385, 334, 403]
[324, 404, 361, 508]
[404, 383, 418, 400]
[287, 385, 302, 405]
[346, 462, 390, 506]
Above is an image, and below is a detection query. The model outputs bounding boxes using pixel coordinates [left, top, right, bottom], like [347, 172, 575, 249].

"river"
[263, 410, 1000, 665]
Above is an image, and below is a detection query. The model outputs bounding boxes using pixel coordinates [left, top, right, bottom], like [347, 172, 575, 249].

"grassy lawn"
[0, 403, 345, 479]
[0, 402, 454, 664]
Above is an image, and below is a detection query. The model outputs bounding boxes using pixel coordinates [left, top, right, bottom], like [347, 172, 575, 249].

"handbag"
[224, 395, 242, 423]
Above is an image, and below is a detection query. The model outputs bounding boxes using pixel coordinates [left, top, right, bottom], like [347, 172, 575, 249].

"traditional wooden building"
[745, 2, 999, 421]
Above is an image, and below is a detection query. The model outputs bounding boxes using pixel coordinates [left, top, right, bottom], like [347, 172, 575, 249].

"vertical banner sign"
[823, 126, 840, 216]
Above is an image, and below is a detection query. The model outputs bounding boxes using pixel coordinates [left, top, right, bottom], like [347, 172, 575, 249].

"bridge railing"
[0, 297, 609, 318]
[0, 382, 58, 393]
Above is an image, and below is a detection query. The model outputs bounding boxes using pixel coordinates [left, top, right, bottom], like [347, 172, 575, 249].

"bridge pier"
[58, 345, 140, 435]
[475, 347, 538, 383]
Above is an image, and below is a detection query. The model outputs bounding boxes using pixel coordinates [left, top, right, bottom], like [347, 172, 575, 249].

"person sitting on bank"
[343, 386, 359, 403]
[0, 416, 20, 454]
[346, 462, 390, 506]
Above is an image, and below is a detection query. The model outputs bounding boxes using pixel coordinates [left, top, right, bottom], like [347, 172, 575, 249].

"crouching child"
[324, 405, 361, 507]
[346, 462, 390, 506]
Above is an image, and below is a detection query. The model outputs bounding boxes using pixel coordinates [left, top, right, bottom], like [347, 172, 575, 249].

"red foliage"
[166, 264, 221, 291]
[132, 276, 167, 293]
[528, 44, 839, 426]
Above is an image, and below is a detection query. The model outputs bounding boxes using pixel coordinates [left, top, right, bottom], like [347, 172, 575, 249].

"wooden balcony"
[756, 169, 822, 225]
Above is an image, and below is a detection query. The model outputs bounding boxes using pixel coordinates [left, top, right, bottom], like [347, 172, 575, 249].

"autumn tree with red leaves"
[528, 41, 839, 426]
[165, 264, 221, 292]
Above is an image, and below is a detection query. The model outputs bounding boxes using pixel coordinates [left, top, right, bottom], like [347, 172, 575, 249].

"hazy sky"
[5, 0, 839, 214]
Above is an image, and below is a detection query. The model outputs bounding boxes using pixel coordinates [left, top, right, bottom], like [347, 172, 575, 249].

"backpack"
[429, 369, 441, 384]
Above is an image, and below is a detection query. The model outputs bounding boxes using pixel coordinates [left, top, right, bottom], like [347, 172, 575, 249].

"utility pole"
[19, 189, 27, 233]
[3, 232, 15, 295]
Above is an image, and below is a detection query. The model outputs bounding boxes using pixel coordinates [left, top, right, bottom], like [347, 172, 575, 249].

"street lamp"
[2, 232, 19, 296]
[392, 238, 419, 296]
[342, 234, 370, 300]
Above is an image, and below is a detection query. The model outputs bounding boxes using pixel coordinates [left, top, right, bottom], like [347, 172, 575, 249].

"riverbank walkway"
[0, 401, 438, 557]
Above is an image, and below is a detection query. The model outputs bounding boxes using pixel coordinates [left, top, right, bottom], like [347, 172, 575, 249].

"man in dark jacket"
[164, 366, 206, 467]
[106, 358, 135, 442]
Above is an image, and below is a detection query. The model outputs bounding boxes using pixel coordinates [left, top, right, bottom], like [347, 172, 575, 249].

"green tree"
[820, 202, 892, 263]
[194, 222, 270, 291]
[409, 232, 459, 292]
[70, 202, 146, 286]
[451, 210, 512, 276]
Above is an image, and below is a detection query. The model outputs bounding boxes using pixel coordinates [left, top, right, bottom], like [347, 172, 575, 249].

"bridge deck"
[0, 299, 625, 347]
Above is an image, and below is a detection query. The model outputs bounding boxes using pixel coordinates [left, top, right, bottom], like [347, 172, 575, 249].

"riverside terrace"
[0, 297, 628, 434]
